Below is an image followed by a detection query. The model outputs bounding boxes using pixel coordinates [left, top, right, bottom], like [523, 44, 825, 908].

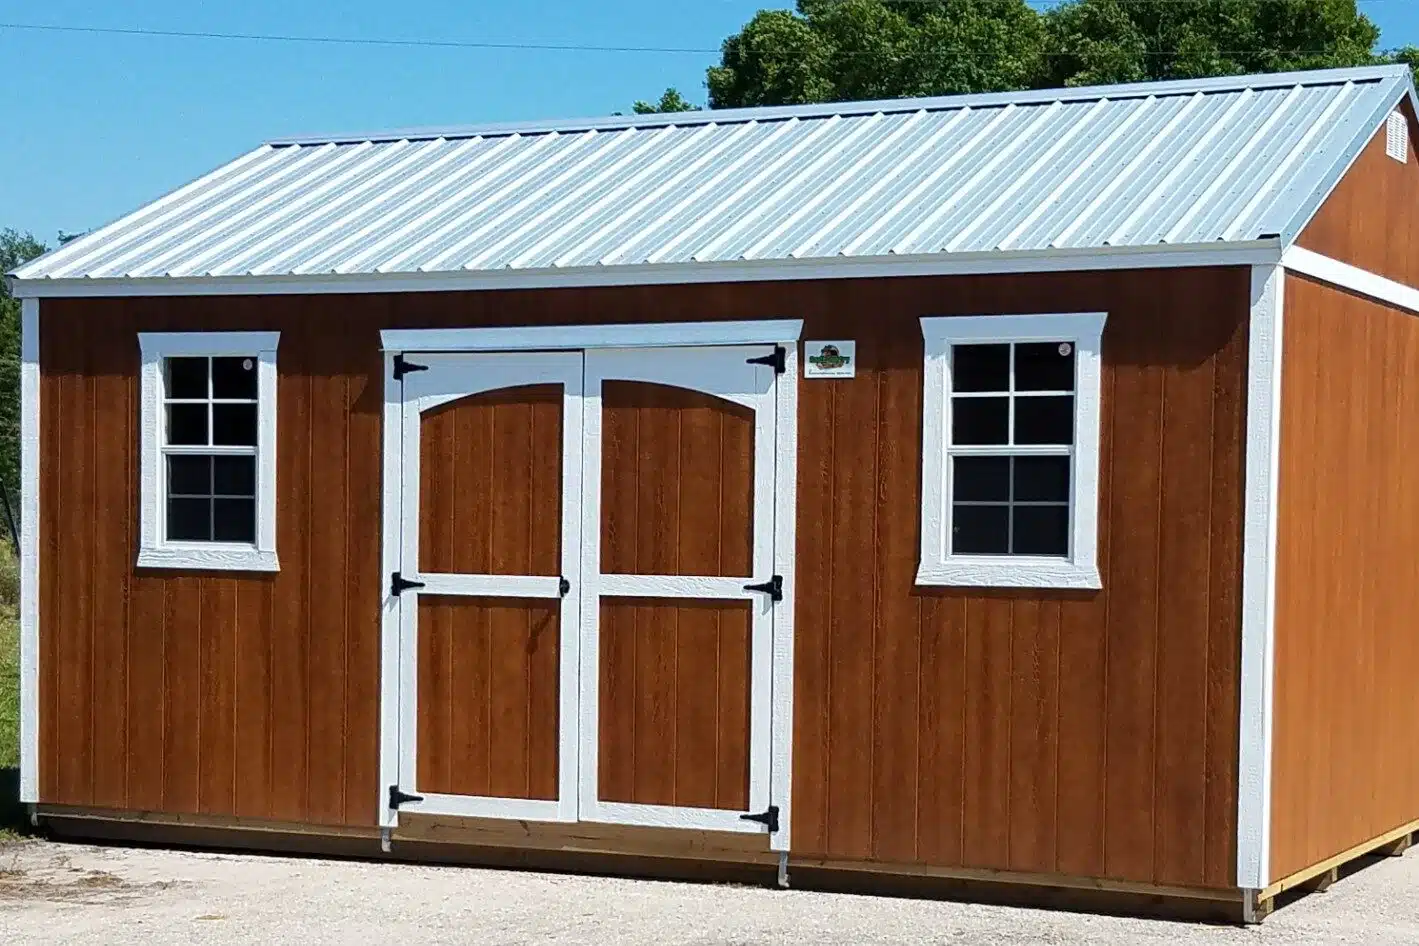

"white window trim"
[918, 312, 1106, 589]
[137, 331, 280, 571]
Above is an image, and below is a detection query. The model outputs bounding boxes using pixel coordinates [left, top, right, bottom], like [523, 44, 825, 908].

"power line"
[0, 17, 1407, 61]
[0, 21, 720, 55]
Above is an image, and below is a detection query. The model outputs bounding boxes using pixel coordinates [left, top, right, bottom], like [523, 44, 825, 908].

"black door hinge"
[388, 784, 424, 810]
[746, 345, 786, 375]
[740, 805, 780, 833]
[393, 353, 428, 380]
[559, 577, 571, 597]
[743, 575, 783, 602]
[390, 571, 426, 597]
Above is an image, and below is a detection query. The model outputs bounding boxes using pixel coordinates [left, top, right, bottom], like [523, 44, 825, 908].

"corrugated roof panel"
[12, 65, 1413, 284]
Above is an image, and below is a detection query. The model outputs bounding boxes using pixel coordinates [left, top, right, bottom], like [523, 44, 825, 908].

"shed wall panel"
[1270, 274, 1419, 882]
[37, 269, 1246, 885]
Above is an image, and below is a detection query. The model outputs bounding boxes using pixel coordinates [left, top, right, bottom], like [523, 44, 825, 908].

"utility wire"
[0, 16, 1406, 60]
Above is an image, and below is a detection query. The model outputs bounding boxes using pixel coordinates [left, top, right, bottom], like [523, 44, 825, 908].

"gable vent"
[1387, 110, 1408, 163]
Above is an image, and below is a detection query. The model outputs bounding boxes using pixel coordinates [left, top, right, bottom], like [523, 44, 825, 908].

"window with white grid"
[138, 332, 280, 571]
[918, 313, 1105, 589]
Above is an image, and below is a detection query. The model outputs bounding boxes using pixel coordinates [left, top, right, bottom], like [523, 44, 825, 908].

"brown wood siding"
[600, 381, 753, 578]
[598, 599, 751, 810]
[1270, 274, 1419, 881]
[418, 385, 563, 577]
[416, 597, 559, 800]
[1298, 102, 1419, 287]
[39, 266, 1247, 884]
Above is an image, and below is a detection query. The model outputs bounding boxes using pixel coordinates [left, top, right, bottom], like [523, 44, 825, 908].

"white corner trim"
[917, 312, 1107, 590]
[1281, 245, 1419, 315]
[380, 319, 805, 354]
[8, 241, 1284, 300]
[1238, 264, 1284, 890]
[19, 298, 39, 804]
[136, 331, 280, 572]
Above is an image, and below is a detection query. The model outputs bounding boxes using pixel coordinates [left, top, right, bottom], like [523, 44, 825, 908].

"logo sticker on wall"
[804, 341, 856, 378]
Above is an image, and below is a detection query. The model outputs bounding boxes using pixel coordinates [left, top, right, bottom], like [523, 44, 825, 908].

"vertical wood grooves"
[1271, 275, 1419, 882]
[40, 272, 1248, 878]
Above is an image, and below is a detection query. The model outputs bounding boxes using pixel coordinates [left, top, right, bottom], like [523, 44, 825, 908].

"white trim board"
[1237, 264, 1285, 890]
[135, 331, 281, 572]
[916, 312, 1107, 590]
[19, 298, 39, 804]
[1281, 245, 1419, 314]
[382, 320, 804, 354]
[8, 242, 1284, 299]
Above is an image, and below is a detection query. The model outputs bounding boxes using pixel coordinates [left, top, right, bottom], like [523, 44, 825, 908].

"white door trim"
[384, 350, 584, 825]
[380, 319, 803, 355]
[377, 321, 802, 848]
[576, 345, 781, 838]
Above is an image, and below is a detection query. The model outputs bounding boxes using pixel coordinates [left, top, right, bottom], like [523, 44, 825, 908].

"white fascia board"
[381, 319, 804, 353]
[7, 241, 1283, 300]
[19, 298, 39, 804]
[1237, 264, 1284, 890]
[1282, 245, 1419, 314]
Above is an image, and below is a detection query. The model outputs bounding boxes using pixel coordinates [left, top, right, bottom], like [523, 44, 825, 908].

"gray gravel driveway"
[3, 839, 1418, 944]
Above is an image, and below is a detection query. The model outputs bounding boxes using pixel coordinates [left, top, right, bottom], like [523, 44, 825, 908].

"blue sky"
[3, 0, 1417, 244]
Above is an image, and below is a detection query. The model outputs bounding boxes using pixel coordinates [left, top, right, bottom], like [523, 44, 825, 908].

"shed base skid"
[1253, 817, 1419, 919]
[38, 806, 1250, 923]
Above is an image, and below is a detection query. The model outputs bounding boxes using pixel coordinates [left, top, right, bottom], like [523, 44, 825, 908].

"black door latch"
[559, 577, 571, 597]
[740, 805, 780, 833]
[390, 571, 426, 597]
[743, 575, 784, 602]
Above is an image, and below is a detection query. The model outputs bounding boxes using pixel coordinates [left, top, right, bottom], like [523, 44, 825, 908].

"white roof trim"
[8, 240, 1283, 299]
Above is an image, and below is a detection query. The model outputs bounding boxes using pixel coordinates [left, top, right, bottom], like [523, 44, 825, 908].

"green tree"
[0, 230, 47, 516]
[706, 0, 1045, 108]
[646, 0, 1402, 109]
[632, 88, 701, 114]
[1043, 0, 1383, 87]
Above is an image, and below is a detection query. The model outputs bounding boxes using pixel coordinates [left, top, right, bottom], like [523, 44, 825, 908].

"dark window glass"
[1015, 396, 1073, 445]
[214, 456, 256, 496]
[952, 397, 1008, 445]
[1013, 505, 1069, 556]
[953, 456, 1009, 502]
[167, 404, 208, 445]
[1013, 456, 1071, 502]
[166, 357, 208, 399]
[211, 356, 258, 400]
[1015, 342, 1075, 392]
[952, 344, 1009, 392]
[168, 455, 211, 495]
[167, 497, 211, 541]
[952, 504, 1009, 554]
[213, 498, 256, 542]
[213, 404, 257, 446]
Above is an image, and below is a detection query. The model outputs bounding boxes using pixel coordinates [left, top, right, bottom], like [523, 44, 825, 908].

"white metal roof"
[12, 65, 1414, 290]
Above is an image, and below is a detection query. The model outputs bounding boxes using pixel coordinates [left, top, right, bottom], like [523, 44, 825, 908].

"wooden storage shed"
[9, 64, 1419, 922]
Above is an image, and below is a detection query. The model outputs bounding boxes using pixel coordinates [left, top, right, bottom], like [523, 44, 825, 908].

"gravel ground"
[3, 838, 1419, 944]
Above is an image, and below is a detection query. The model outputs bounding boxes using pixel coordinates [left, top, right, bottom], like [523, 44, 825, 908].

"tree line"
[635, 0, 1415, 113]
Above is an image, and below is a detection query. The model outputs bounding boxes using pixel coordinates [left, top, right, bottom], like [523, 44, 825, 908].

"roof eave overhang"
[6, 240, 1283, 300]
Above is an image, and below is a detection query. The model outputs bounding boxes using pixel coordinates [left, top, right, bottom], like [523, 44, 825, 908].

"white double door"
[384, 342, 789, 842]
